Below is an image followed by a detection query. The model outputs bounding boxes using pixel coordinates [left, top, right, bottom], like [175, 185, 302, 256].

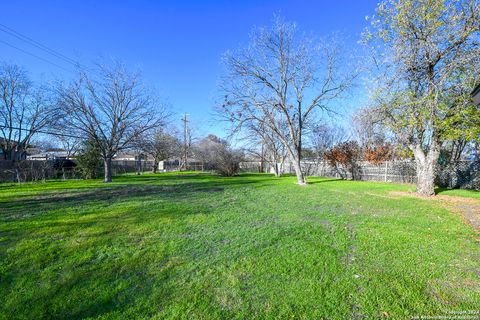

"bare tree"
[363, 0, 480, 195]
[56, 128, 81, 159]
[242, 121, 288, 177]
[351, 108, 389, 150]
[0, 63, 56, 161]
[220, 17, 355, 184]
[57, 62, 168, 182]
[140, 128, 181, 173]
[308, 121, 347, 161]
[194, 134, 244, 176]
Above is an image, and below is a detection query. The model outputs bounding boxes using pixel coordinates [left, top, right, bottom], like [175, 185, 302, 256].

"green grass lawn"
[1, 173, 479, 319]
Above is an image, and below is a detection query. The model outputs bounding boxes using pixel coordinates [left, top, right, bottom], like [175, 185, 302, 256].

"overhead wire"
[0, 125, 84, 139]
[0, 23, 80, 67]
[0, 39, 75, 74]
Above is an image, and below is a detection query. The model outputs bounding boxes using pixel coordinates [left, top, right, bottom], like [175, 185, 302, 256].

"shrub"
[212, 147, 244, 176]
[364, 144, 393, 164]
[324, 141, 361, 179]
[194, 135, 244, 176]
[75, 139, 103, 179]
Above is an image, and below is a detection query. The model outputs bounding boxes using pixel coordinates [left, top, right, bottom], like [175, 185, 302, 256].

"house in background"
[473, 84, 480, 106]
[0, 137, 9, 160]
[0, 137, 33, 160]
[113, 152, 152, 161]
[27, 149, 72, 161]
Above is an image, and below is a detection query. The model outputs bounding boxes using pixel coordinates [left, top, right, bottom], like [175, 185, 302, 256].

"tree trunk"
[104, 157, 112, 183]
[293, 119, 306, 184]
[416, 160, 436, 196]
[292, 157, 306, 185]
[273, 163, 280, 177]
[153, 159, 158, 174]
[412, 142, 440, 196]
[260, 143, 265, 173]
[15, 165, 21, 183]
[135, 158, 141, 175]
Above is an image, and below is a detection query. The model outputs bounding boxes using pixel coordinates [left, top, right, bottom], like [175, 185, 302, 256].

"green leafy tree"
[363, 0, 480, 195]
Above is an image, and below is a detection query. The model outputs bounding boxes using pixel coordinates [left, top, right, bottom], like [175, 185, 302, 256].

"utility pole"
[181, 113, 189, 171]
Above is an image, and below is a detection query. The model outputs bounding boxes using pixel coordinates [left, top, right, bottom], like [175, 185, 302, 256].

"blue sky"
[0, 0, 376, 138]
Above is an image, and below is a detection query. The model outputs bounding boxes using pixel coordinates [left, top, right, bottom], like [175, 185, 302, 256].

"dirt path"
[389, 191, 480, 230]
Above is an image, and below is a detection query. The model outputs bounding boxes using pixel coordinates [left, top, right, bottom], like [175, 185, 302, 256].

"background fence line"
[1, 159, 478, 190]
[0, 159, 207, 182]
[239, 160, 479, 190]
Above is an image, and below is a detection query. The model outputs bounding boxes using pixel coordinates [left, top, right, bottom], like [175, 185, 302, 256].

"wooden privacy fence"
[240, 160, 416, 183]
[0, 160, 56, 182]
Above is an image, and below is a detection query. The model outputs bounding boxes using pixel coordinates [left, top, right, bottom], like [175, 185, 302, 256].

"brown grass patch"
[389, 191, 480, 230]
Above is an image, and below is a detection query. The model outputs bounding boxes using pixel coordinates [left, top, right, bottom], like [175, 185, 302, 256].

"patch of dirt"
[301, 215, 331, 227]
[389, 191, 480, 230]
[364, 192, 396, 199]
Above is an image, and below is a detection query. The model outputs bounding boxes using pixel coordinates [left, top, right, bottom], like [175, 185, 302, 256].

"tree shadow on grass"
[1, 215, 180, 319]
[1, 176, 240, 318]
[307, 178, 343, 185]
[0, 174, 281, 222]
[0, 174, 289, 318]
[434, 187, 480, 196]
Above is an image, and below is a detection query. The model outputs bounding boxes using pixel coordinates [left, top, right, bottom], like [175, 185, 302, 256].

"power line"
[0, 125, 83, 139]
[0, 23, 80, 67]
[0, 23, 100, 78]
[0, 39, 75, 74]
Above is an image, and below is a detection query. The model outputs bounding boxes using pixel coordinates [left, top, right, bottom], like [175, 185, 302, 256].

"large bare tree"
[363, 0, 480, 195]
[220, 17, 354, 184]
[0, 63, 56, 160]
[57, 62, 168, 182]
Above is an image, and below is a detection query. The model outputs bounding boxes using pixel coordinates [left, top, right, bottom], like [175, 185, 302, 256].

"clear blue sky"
[0, 0, 376, 138]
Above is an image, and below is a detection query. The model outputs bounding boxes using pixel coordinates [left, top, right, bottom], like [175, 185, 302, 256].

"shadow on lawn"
[1, 173, 290, 318]
[307, 178, 343, 185]
[0, 174, 277, 222]
[0, 177, 230, 318]
[434, 187, 480, 196]
[1, 219, 177, 319]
